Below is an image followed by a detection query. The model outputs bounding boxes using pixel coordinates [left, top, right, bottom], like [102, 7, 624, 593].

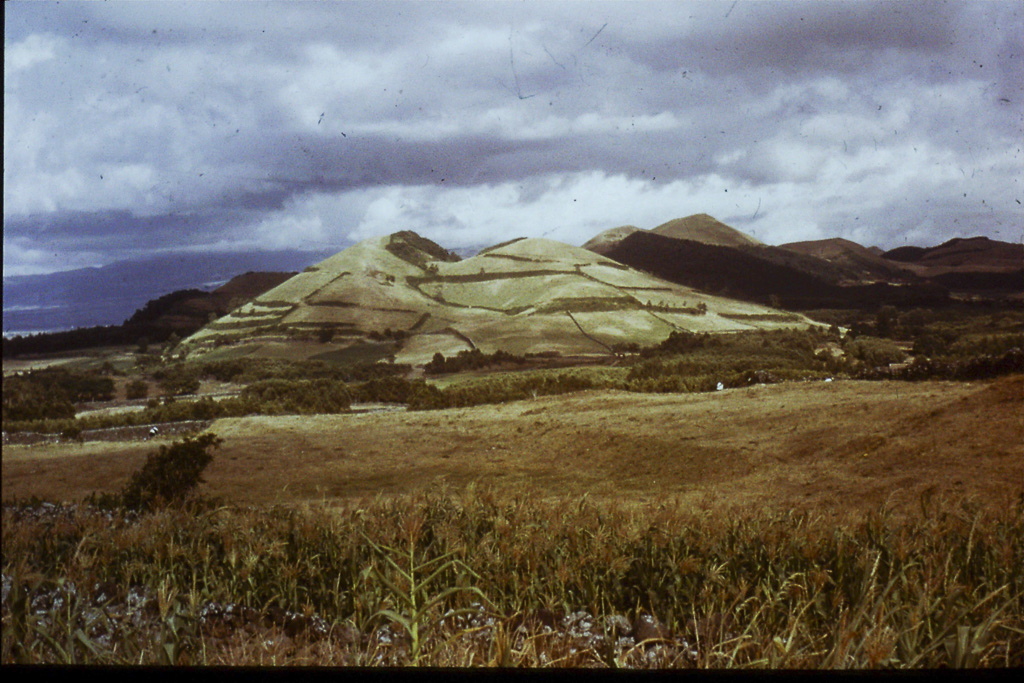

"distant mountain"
[650, 214, 763, 248]
[603, 231, 949, 310]
[883, 237, 1023, 274]
[877, 237, 1023, 296]
[2, 249, 336, 335]
[588, 216, 1020, 307]
[582, 214, 761, 255]
[182, 231, 817, 366]
[779, 237, 916, 284]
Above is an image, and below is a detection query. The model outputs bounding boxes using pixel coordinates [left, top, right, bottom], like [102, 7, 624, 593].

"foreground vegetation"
[3, 483, 1021, 667]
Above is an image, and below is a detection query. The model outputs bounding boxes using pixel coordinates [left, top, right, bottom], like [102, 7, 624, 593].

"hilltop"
[581, 225, 643, 255]
[582, 214, 760, 255]
[651, 213, 763, 247]
[180, 231, 817, 366]
[591, 216, 1020, 309]
[778, 237, 913, 284]
[783, 235, 1023, 297]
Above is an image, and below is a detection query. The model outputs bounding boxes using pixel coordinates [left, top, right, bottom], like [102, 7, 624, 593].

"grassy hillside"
[581, 225, 642, 254]
[650, 213, 763, 248]
[180, 232, 818, 366]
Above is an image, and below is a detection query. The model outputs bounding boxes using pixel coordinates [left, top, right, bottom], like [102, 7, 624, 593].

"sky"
[4, 0, 1023, 276]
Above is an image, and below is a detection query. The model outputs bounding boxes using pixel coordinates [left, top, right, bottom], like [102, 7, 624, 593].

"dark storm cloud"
[620, 1, 959, 79]
[4, 207, 259, 254]
[4, 1, 1022, 275]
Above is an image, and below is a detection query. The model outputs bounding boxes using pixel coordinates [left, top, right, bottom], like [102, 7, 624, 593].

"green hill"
[180, 231, 818, 366]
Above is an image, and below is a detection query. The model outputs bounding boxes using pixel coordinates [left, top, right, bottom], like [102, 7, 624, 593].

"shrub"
[118, 434, 222, 511]
[844, 337, 906, 367]
[125, 379, 149, 400]
[158, 370, 200, 396]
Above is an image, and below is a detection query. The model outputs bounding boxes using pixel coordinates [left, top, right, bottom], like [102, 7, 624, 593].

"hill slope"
[651, 213, 763, 248]
[581, 225, 643, 255]
[604, 232, 949, 310]
[6, 376, 1020, 516]
[884, 237, 1023, 274]
[181, 231, 818, 365]
[582, 214, 761, 255]
[779, 237, 914, 284]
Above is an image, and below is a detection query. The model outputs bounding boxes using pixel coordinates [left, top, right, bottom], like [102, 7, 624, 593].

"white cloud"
[348, 172, 765, 249]
[1, 237, 104, 276]
[4, 33, 58, 73]
[3, 0, 1021, 280]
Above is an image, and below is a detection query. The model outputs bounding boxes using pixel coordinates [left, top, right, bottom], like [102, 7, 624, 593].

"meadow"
[3, 314, 1022, 668]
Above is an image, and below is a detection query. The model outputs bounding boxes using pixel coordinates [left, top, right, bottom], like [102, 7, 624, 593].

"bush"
[119, 434, 222, 511]
[844, 337, 906, 368]
[158, 371, 200, 396]
[125, 379, 149, 400]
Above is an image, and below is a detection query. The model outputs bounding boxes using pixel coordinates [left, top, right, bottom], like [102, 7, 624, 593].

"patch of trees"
[351, 376, 430, 404]
[367, 328, 408, 342]
[3, 326, 140, 358]
[407, 372, 602, 410]
[641, 329, 824, 360]
[385, 231, 461, 270]
[5, 378, 354, 434]
[152, 367, 202, 396]
[841, 337, 907, 368]
[188, 358, 410, 384]
[424, 349, 530, 375]
[239, 379, 352, 415]
[126, 379, 149, 400]
[855, 348, 1023, 381]
[2, 369, 114, 422]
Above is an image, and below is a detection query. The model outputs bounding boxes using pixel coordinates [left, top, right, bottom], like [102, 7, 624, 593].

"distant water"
[3, 328, 61, 340]
[2, 248, 336, 338]
[2, 297, 147, 337]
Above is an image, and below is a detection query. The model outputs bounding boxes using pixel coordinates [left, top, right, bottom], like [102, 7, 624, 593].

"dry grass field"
[5, 375, 1021, 517]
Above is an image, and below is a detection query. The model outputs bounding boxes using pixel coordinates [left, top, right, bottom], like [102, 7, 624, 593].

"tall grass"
[3, 488, 1020, 667]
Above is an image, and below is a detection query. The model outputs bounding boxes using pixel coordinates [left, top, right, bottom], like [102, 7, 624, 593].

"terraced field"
[180, 232, 821, 366]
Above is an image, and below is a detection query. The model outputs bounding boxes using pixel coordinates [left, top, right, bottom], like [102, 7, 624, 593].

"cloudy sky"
[4, 0, 1022, 276]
